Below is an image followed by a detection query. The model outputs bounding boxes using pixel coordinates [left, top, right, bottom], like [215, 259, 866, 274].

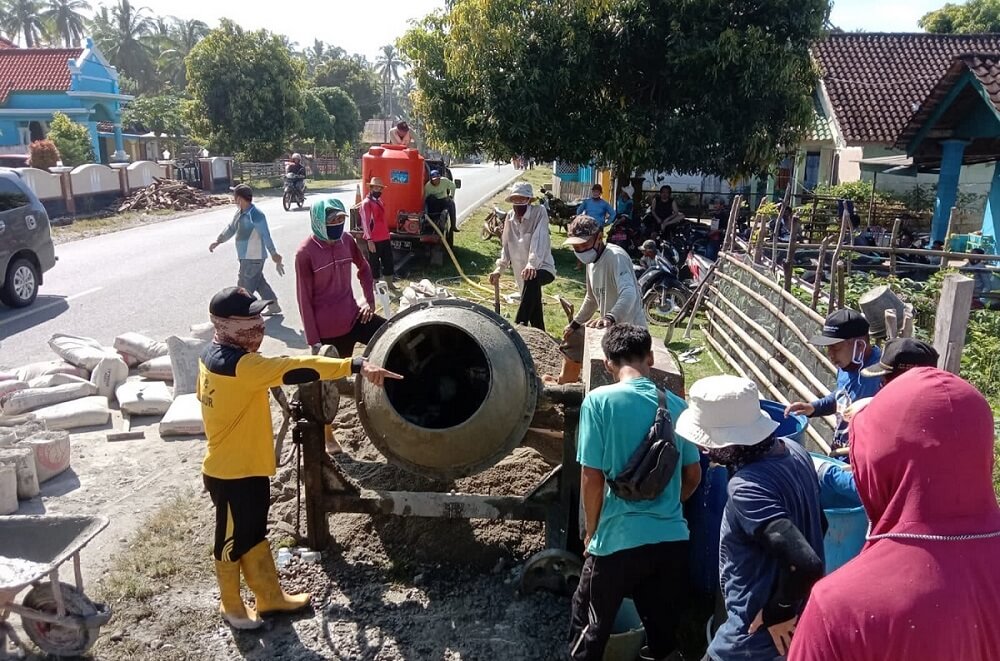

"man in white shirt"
[489, 182, 556, 330]
[544, 216, 646, 384]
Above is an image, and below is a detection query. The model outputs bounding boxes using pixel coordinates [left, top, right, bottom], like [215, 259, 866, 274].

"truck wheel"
[0, 257, 39, 308]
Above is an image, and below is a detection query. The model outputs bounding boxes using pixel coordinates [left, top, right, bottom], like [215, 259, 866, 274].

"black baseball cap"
[861, 337, 939, 378]
[809, 309, 870, 346]
[210, 287, 271, 318]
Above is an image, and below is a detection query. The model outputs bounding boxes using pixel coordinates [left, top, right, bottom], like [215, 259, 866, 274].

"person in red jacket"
[295, 197, 385, 360]
[358, 176, 395, 288]
[789, 368, 1000, 661]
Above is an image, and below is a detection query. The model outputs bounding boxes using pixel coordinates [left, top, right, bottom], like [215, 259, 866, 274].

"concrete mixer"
[292, 300, 683, 590]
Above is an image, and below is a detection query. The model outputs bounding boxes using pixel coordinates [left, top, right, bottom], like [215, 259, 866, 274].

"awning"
[858, 154, 924, 176]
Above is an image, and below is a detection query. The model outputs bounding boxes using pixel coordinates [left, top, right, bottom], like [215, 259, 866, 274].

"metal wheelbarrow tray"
[0, 515, 112, 658]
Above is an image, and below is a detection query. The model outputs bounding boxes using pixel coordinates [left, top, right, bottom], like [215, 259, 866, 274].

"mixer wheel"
[519, 549, 583, 597]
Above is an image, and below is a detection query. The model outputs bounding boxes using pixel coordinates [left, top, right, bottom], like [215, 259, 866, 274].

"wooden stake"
[932, 273, 975, 374]
[812, 236, 832, 311]
[783, 214, 799, 293]
[888, 218, 901, 277]
[940, 206, 957, 272]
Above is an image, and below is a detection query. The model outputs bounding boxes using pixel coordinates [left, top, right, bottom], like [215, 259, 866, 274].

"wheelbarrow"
[0, 515, 112, 658]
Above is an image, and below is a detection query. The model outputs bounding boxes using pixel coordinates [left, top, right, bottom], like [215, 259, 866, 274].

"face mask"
[371, 191, 382, 199]
[575, 248, 599, 264]
[851, 340, 865, 367]
[326, 224, 345, 241]
[513, 204, 528, 216]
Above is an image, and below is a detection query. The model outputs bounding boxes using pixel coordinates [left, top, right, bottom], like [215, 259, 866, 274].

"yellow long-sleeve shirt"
[197, 344, 357, 479]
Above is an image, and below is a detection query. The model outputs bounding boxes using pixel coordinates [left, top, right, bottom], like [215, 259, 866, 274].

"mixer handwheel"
[519, 549, 583, 596]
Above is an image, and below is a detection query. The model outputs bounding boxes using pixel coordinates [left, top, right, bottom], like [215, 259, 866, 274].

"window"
[0, 178, 29, 212]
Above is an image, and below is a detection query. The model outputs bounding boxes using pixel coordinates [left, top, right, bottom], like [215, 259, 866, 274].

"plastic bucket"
[811, 453, 868, 573]
[759, 400, 807, 444]
[603, 598, 645, 661]
[685, 455, 729, 594]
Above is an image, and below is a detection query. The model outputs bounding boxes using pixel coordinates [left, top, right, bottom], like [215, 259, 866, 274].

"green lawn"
[399, 166, 727, 388]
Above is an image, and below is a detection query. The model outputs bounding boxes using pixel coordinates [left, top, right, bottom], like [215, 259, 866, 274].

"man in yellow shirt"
[424, 169, 457, 236]
[198, 286, 401, 630]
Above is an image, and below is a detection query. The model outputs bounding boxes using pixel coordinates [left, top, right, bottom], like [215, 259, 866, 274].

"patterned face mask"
[706, 435, 777, 470]
[210, 314, 265, 353]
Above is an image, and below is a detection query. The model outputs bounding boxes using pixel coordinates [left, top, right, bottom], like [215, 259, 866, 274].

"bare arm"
[580, 466, 605, 548]
[681, 462, 702, 502]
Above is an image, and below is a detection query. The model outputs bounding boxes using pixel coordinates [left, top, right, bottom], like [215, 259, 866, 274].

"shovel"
[493, 278, 501, 315]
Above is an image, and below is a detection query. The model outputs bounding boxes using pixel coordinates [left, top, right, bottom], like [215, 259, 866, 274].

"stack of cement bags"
[0, 424, 71, 514]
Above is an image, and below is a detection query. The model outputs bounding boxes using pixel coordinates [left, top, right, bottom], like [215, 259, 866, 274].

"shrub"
[47, 112, 95, 167]
[28, 140, 60, 169]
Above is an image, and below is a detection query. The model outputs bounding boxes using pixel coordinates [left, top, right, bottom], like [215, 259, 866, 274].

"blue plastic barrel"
[685, 455, 729, 594]
[810, 453, 868, 573]
[759, 400, 807, 444]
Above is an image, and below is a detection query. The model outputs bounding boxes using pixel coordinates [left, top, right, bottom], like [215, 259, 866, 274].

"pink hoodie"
[294, 233, 375, 346]
[790, 368, 1000, 661]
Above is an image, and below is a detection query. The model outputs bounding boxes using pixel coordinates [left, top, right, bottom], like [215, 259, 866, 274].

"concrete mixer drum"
[356, 299, 539, 480]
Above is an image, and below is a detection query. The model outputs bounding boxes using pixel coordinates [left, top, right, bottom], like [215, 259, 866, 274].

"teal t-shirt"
[577, 377, 699, 556]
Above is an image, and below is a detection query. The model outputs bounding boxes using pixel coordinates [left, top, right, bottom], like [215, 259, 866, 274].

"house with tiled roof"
[789, 33, 1000, 208]
[0, 37, 133, 163]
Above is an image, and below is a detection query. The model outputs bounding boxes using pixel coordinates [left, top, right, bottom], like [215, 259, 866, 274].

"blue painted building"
[0, 38, 133, 163]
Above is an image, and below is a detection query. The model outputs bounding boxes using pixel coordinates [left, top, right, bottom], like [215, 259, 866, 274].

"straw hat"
[675, 375, 779, 449]
[505, 181, 534, 202]
[369, 177, 387, 189]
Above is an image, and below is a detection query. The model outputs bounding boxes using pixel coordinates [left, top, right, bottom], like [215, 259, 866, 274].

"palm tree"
[90, 0, 156, 91]
[375, 44, 405, 119]
[1, 0, 48, 47]
[43, 0, 90, 47]
[157, 17, 209, 90]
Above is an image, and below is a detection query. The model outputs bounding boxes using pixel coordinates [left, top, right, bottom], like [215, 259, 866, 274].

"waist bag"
[607, 389, 680, 501]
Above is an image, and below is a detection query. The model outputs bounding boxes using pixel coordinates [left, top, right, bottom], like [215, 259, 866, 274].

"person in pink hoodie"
[790, 367, 1000, 661]
[295, 197, 384, 360]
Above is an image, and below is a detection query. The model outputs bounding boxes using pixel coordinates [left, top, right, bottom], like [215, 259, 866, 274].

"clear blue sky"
[828, 0, 955, 32]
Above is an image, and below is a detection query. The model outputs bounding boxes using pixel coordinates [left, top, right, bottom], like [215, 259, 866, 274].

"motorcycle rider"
[285, 153, 307, 197]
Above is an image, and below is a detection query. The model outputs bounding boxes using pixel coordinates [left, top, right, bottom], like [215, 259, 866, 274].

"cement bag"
[1, 381, 98, 416]
[159, 393, 204, 437]
[0, 465, 16, 514]
[167, 337, 208, 396]
[15, 361, 88, 383]
[0, 447, 39, 499]
[90, 356, 129, 400]
[10, 421, 46, 441]
[0, 380, 28, 399]
[115, 381, 173, 416]
[0, 430, 16, 448]
[114, 333, 169, 366]
[137, 356, 173, 382]
[189, 322, 215, 341]
[27, 373, 90, 389]
[48, 333, 118, 371]
[19, 431, 71, 483]
[0, 370, 15, 381]
[32, 396, 109, 431]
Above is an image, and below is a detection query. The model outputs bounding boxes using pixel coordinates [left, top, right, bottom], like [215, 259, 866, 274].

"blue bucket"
[810, 453, 868, 573]
[685, 456, 729, 595]
[603, 598, 645, 661]
[759, 400, 807, 444]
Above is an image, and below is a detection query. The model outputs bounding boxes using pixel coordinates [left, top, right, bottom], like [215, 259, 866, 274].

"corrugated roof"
[362, 118, 394, 144]
[0, 47, 82, 104]
[813, 33, 1000, 145]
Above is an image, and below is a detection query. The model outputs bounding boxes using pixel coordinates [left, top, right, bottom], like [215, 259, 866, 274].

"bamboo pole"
[723, 254, 826, 326]
[750, 199, 769, 263]
[888, 218, 901, 277]
[702, 329, 750, 380]
[826, 210, 850, 308]
[681, 260, 721, 340]
[771, 187, 792, 273]
[713, 269, 837, 375]
[940, 206, 957, 273]
[761, 242, 1000, 262]
[708, 285, 829, 394]
[811, 236, 832, 311]
[723, 195, 742, 253]
[837, 261, 846, 310]
[783, 214, 799, 293]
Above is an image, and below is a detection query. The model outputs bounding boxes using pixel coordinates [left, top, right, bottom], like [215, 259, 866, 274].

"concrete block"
[582, 327, 684, 397]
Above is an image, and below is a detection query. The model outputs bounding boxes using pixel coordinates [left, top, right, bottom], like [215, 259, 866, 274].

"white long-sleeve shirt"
[574, 243, 646, 327]
[494, 205, 556, 291]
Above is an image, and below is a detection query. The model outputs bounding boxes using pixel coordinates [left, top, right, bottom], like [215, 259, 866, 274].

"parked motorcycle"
[282, 173, 306, 211]
[481, 205, 506, 240]
[608, 214, 642, 258]
[637, 251, 692, 327]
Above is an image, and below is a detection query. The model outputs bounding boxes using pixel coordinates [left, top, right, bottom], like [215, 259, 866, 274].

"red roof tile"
[814, 33, 1000, 145]
[0, 47, 82, 104]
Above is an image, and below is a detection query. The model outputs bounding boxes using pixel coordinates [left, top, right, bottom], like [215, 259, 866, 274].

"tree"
[298, 89, 336, 149]
[312, 86, 363, 145]
[186, 20, 304, 161]
[157, 17, 210, 90]
[47, 112, 95, 166]
[401, 0, 829, 178]
[375, 44, 405, 118]
[43, 0, 90, 47]
[89, 0, 156, 92]
[1, 0, 48, 47]
[302, 39, 345, 76]
[313, 57, 382, 120]
[920, 0, 1000, 33]
[121, 93, 189, 150]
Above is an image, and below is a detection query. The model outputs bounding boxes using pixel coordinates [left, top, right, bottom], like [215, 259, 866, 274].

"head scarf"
[309, 197, 347, 242]
[211, 313, 265, 352]
[707, 435, 776, 472]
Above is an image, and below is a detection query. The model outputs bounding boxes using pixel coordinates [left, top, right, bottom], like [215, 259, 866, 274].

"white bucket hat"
[506, 182, 534, 202]
[675, 375, 780, 450]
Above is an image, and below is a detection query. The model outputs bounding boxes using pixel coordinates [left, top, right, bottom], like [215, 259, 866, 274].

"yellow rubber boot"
[214, 559, 262, 630]
[240, 541, 312, 615]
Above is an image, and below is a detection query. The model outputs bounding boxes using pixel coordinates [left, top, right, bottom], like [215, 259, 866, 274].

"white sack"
[115, 381, 173, 416]
[0, 381, 28, 399]
[159, 394, 204, 437]
[189, 322, 215, 341]
[114, 333, 169, 365]
[90, 356, 129, 400]
[48, 333, 118, 371]
[32, 396, 110, 431]
[1, 382, 98, 416]
[15, 361, 88, 383]
[27, 374, 90, 389]
[0, 465, 16, 514]
[19, 431, 72, 483]
[0, 447, 39, 499]
[167, 337, 208, 396]
[137, 356, 173, 382]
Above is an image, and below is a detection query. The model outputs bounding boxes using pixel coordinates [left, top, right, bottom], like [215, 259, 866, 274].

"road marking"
[0, 286, 103, 327]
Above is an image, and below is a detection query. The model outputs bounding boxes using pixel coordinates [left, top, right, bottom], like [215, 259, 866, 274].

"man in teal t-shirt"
[569, 324, 702, 661]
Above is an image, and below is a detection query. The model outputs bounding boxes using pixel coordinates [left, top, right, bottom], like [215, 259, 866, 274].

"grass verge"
[51, 209, 187, 244]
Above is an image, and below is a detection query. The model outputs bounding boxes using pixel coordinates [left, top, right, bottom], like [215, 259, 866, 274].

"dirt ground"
[4, 325, 583, 661]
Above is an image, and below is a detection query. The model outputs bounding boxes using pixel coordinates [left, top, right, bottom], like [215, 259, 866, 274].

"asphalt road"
[0, 164, 518, 368]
